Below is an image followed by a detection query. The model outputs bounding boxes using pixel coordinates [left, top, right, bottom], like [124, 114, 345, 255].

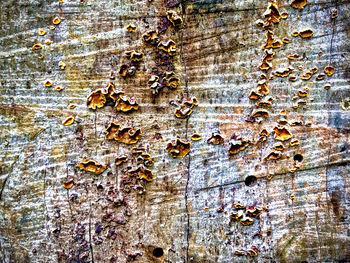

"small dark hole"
[301, 261, 308, 263]
[152, 247, 164, 258]
[294, 154, 303, 162]
[245, 175, 257, 186]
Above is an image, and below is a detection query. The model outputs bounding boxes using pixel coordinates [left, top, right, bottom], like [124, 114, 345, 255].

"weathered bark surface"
[0, 0, 349, 262]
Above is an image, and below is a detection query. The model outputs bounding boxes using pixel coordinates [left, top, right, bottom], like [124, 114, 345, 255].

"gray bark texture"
[0, 0, 350, 262]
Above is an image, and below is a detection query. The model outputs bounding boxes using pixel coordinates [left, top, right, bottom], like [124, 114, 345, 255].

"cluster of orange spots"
[174, 97, 198, 119]
[115, 96, 139, 113]
[77, 158, 107, 175]
[166, 138, 191, 158]
[167, 10, 183, 27]
[158, 39, 177, 56]
[125, 24, 137, 32]
[190, 134, 202, 141]
[230, 202, 264, 227]
[86, 82, 124, 110]
[125, 50, 144, 62]
[228, 137, 250, 155]
[207, 132, 225, 145]
[62, 116, 74, 126]
[104, 121, 141, 144]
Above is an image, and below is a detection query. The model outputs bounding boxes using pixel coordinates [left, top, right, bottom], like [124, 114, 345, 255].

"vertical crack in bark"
[0, 155, 19, 201]
[89, 200, 94, 263]
[179, 4, 190, 262]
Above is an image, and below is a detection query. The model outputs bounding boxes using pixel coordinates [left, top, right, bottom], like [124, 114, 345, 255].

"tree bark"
[0, 0, 349, 262]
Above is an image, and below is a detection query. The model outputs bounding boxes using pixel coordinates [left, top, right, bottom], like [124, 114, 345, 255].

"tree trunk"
[0, 0, 349, 262]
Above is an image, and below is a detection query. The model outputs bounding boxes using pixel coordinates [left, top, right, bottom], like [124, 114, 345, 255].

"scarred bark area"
[0, 0, 349, 262]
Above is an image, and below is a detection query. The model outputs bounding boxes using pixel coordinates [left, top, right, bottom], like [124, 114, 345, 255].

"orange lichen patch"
[290, 120, 303, 126]
[289, 75, 297, 82]
[166, 75, 180, 89]
[63, 179, 74, 189]
[281, 12, 288, 19]
[115, 96, 138, 112]
[45, 39, 52, 45]
[282, 38, 290, 44]
[257, 96, 274, 107]
[49, 26, 55, 30]
[263, 1, 281, 24]
[278, 118, 288, 125]
[264, 150, 282, 160]
[248, 90, 261, 100]
[129, 166, 153, 181]
[263, 49, 275, 61]
[305, 121, 312, 126]
[259, 59, 272, 71]
[59, 61, 66, 69]
[167, 10, 183, 27]
[259, 128, 270, 137]
[234, 250, 245, 256]
[158, 40, 176, 56]
[131, 145, 146, 155]
[331, 9, 338, 19]
[301, 72, 312, 80]
[299, 29, 314, 38]
[324, 65, 335, 76]
[174, 97, 198, 119]
[38, 54, 44, 59]
[38, 29, 46, 36]
[240, 216, 254, 226]
[275, 66, 294, 77]
[4, 141, 9, 146]
[252, 109, 269, 118]
[256, 19, 264, 27]
[247, 247, 258, 257]
[287, 53, 300, 60]
[140, 152, 151, 160]
[62, 116, 74, 126]
[324, 83, 331, 90]
[316, 74, 326, 81]
[230, 210, 244, 220]
[115, 127, 142, 144]
[44, 80, 52, 87]
[53, 17, 61, 25]
[280, 109, 287, 115]
[262, 31, 282, 49]
[125, 24, 137, 32]
[246, 206, 264, 217]
[298, 88, 309, 97]
[104, 121, 121, 140]
[87, 89, 106, 110]
[272, 40, 283, 48]
[311, 67, 318, 74]
[125, 50, 143, 61]
[115, 154, 128, 165]
[290, 138, 300, 146]
[292, 31, 299, 37]
[55, 86, 64, 91]
[273, 126, 292, 141]
[207, 133, 224, 145]
[119, 64, 128, 78]
[290, 194, 295, 200]
[77, 158, 107, 175]
[191, 134, 202, 141]
[228, 138, 250, 155]
[166, 138, 191, 158]
[142, 30, 159, 45]
[69, 104, 76, 109]
[257, 80, 269, 95]
[293, 99, 307, 108]
[232, 202, 246, 209]
[291, 0, 307, 10]
[273, 142, 285, 151]
[32, 43, 42, 50]
[104, 82, 123, 101]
